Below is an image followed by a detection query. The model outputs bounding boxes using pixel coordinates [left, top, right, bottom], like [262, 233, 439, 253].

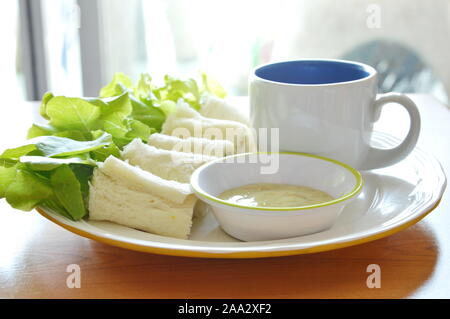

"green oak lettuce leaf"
[134, 73, 153, 100]
[157, 100, 177, 116]
[99, 72, 226, 116]
[0, 158, 16, 168]
[44, 96, 102, 136]
[100, 73, 152, 100]
[0, 165, 17, 197]
[27, 123, 56, 139]
[98, 77, 165, 137]
[51, 130, 87, 141]
[98, 72, 228, 133]
[31, 93, 134, 142]
[1, 162, 92, 220]
[87, 92, 133, 119]
[19, 156, 96, 171]
[90, 130, 121, 161]
[99, 72, 133, 98]
[0, 132, 113, 159]
[0, 144, 39, 160]
[39, 92, 54, 120]
[100, 76, 165, 130]
[201, 72, 227, 99]
[99, 92, 163, 139]
[0, 134, 108, 218]
[84, 93, 134, 141]
[40, 198, 73, 220]
[90, 143, 121, 161]
[32, 133, 111, 157]
[153, 75, 201, 110]
[101, 112, 129, 139]
[27, 123, 87, 141]
[50, 165, 86, 220]
[125, 119, 156, 141]
[129, 96, 165, 132]
[70, 164, 94, 211]
[4, 168, 54, 211]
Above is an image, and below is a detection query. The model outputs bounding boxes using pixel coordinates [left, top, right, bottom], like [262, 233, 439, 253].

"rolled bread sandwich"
[147, 133, 235, 157]
[122, 138, 217, 183]
[89, 155, 196, 239]
[161, 102, 256, 153]
[200, 95, 250, 126]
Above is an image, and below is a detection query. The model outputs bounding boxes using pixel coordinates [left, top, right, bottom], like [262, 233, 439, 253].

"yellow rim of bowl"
[190, 151, 364, 211]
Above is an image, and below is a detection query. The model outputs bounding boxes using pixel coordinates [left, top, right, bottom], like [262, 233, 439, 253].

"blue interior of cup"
[255, 60, 374, 85]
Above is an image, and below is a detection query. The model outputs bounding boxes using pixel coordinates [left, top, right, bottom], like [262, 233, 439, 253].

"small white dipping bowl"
[190, 152, 363, 241]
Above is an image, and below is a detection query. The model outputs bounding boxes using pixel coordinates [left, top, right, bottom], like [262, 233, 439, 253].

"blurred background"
[2, 0, 449, 104]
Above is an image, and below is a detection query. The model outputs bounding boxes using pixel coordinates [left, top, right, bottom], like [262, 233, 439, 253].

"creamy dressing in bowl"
[218, 183, 334, 208]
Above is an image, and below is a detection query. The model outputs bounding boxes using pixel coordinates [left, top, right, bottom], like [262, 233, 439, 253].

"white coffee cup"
[249, 59, 421, 170]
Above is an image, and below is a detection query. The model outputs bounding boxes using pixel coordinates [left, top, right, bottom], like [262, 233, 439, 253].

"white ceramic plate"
[37, 132, 447, 258]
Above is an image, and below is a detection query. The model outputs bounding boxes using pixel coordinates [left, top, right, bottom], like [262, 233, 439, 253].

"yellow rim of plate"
[190, 151, 364, 211]
[36, 198, 441, 259]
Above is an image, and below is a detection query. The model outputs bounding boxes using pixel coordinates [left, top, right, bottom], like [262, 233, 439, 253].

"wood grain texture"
[0, 94, 448, 299]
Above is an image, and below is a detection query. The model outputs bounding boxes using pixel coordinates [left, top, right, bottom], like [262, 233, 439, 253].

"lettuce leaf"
[0, 144, 38, 160]
[0, 165, 17, 197]
[99, 72, 133, 98]
[129, 96, 165, 132]
[201, 72, 227, 99]
[5, 168, 54, 211]
[40, 198, 73, 220]
[39, 92, 54, 120]
[153, 75, 201, 110]
[27, 124, 87, 141]
[1, 161, 93, 219]
[70, 164, 94, 211]
[19, 156, 96, 171]
[90, 131, 121, 161]
[134, 73, 153, 100]
[125, 119, 156, 141]
[50, 165, 86, 220]
[27, 123, 56, 139]
[1, 132, 113, 159]
[0, 133, 113, 219]
[45, 96, 102, 135]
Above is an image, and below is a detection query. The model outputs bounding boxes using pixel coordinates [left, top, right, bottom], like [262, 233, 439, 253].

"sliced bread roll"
[162, 103, 256, 153]
[100, 154, 191, 204]
[122, 139, 217, 183]
[200, 95, 250, 126]
[89, 156, 197, 239]
[148, 133, 235, 157]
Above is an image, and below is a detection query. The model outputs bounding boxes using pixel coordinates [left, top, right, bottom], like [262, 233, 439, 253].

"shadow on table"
[86, 221, 438, 299]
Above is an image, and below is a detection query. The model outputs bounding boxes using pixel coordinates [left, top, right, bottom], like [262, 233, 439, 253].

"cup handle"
[360, 93, 421, 170]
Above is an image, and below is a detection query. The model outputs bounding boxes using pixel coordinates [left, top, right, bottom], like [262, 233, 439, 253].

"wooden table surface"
[0, 94, 448, 299]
